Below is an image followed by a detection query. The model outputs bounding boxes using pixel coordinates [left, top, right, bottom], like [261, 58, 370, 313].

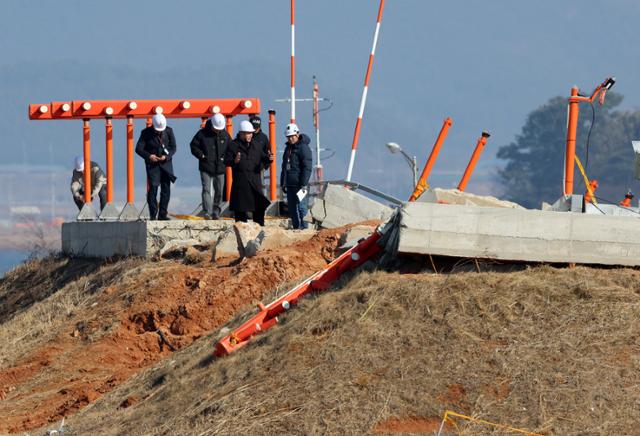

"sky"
[2, 0, 640, 206]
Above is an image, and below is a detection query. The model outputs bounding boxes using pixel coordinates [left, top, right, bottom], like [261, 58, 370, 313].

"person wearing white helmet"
[223, 120, 275, 225]
[280, 123, 312, 229]
[70, 155, 107, 211]
[189, 113, 231, 219]
[135, 114, 177, 220]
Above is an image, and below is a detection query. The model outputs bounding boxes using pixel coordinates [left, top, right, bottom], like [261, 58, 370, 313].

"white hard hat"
[74, 156, 84, 172]
[212, 113, 226, 130]
[284, 123, 300, 137]
[152, 114, 167, 132]
[239, 120, 255, 133]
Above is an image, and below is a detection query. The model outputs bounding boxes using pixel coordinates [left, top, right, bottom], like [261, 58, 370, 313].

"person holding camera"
[280, 123, 312, 229]
[135, 114, 177, 220]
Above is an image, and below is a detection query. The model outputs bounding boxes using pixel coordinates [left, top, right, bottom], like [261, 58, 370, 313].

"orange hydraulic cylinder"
[268, 110, 277, 201]
[409, 117, 452, 202]
[105, 118, 114, 203]
[564, 87, 580, 196]
[126, 116, 134, 203]
[82, 119, 92, 203]
[225, 117, 234, 202]
[458, 131, 491, 192]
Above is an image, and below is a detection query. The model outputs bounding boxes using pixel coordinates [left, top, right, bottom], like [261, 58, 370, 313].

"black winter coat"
[135, 127, 177, 184]
[224, 136, 272, 213]
[252, 130, 271, 170]
[280, 134, 312, 188]
[189, 120, 231, 175]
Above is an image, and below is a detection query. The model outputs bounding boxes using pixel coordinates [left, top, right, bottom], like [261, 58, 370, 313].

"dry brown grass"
[57, 265, 640, 435]
[0, 255, 145, 368]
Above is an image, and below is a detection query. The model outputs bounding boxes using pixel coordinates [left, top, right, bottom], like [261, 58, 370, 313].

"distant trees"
[498, 93, 640, 208]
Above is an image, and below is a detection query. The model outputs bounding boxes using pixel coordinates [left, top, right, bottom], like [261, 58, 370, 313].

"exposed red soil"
[0, 228, 345, 433]
[372, 416, 445, 433]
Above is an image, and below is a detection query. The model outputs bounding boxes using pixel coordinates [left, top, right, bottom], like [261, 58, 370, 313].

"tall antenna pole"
[313, 76, 323, 181]
[290, 0, 296, 123]
[346, 0, 385, 182]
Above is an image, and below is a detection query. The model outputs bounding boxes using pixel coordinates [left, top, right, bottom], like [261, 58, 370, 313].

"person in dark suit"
[223, 120, 274, 225]
[135, 114, 177, 220]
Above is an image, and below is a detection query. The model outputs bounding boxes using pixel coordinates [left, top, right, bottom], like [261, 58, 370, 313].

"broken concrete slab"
[419, 188, 523, 209]
[338, 224, 377, 250]
[159, 239, 201, 259]
[233, 222, 265, 258]
[261, 228, 316, 251]
[397, 202, 640, 266]
[311, 184, 393, 228]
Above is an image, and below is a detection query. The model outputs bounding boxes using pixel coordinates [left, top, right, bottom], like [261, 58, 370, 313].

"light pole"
[385, 142, 417, 188]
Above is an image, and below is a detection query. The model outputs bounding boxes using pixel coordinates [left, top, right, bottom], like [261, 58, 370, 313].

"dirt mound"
[53, 266, 640, 435]
[0, 228, 345, 433]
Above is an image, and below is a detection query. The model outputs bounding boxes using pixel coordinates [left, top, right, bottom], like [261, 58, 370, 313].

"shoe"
[158, 216, 170, 221]
[210, 214, 219, 220]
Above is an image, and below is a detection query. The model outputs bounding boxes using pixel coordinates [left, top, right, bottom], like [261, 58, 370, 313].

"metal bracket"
[98, 203, 120, 221]
[138, 203, 150, 220]
[77, 203, 98, 221]
[119, 203, 140, 221]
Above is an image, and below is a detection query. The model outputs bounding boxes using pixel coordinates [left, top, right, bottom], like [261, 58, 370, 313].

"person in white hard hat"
[223, 120, 274, 225]
[190, 113, 231, 219]
[280, 123, 312, 229]
[135, 114, 177, 220]
[70, 155, 107, 211]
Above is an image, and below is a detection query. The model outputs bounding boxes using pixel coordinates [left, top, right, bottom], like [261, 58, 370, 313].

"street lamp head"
[385, 142, 401, 154]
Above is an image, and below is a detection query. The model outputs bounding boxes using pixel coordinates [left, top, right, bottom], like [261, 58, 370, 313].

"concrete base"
[98, 203, 120, 221]
[62, 218, 290, 258]
[77, 204, 98, 221]
[311, 184, 393, 228]
[397, 202, 640, 266]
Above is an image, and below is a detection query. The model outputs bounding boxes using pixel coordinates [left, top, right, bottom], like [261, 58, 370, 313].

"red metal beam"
[29, 98, 260, 120]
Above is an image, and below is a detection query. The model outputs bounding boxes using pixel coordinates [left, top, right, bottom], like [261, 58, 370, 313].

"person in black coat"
[280, 123, 312, 229]
[223, 120, 274, 225]
[249, 115, 272, 192]
[135, 114, 177, 220]
[190, 113, 231, 219]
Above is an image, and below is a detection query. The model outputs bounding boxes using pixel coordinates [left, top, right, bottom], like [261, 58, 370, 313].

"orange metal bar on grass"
[458, 131, 490, 192]
[126, 116, 134, 204]
[268, 110, 277, 201]
[105, 118, 114, 203]
[225, 117, 234, 202]
[82, 119, 91, 204]
[409, 117, 452, 202]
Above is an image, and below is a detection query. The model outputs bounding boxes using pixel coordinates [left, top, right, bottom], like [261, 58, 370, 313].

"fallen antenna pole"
[346, 0, 386, 182]
[458, 131, 491, 192]
[409, 117, 453, 202]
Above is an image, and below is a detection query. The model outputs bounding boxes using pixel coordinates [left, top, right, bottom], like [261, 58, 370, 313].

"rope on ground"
[436, 410, 543, 436]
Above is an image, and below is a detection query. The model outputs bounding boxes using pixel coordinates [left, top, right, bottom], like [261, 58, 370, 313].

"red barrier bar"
[105, 118, 114, 203]
[126, 116, 134, 204]
[458, 131, 491, 192]
[225, 117, 234, 202]
[29, 98, 261, 120]
[409, 117, 452, 202]
[268, 110, 277, 201]
[82, 119, 91, 204]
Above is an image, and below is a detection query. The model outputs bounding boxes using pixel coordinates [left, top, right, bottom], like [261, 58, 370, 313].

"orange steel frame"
[458, 131, 491, 192]
[564, 77, 614, 196]
[409, 117, 452, 202]
[28, 98, 270, 207]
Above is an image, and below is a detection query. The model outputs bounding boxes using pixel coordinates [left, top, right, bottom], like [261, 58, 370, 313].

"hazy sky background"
[2, 0, 640, 206]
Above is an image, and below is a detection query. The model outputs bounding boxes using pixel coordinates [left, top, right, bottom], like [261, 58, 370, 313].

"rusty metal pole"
[409, 117, 453, 202]
[268, 110, 277, 201]
[82, 119, 92, 204]
[564, 87, 580, 196]
[225, 116, 234, 202]
[105, 118, 114, 204]
[458, 131, 491, 192]
[126, 116, 134, 204]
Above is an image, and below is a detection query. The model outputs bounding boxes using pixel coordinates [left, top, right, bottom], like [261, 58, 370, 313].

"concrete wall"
[398, 202, 640, 266]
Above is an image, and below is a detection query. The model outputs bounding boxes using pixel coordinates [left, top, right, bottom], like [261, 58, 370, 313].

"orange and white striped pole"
[346, 0, 386, 182]
[290, 0, 296, 123]
[313, 76, 323, 181]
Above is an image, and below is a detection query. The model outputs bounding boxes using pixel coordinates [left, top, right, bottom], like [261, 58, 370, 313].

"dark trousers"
[200, 171, 225, 218]
[286, 188, 308, 229]
[74, 186, 107, 211]
[147, 171, 171, 220]
[234, 208, 265, 226]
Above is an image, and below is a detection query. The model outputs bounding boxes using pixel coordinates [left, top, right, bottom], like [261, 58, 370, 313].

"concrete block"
[338, 225, 377, 250]
[233, 222, 264, 258]
[420, 188, 523, 209]
[311, 184, 393, 229]
[397, 202, 640, 266]
[260, 228, 316, 251]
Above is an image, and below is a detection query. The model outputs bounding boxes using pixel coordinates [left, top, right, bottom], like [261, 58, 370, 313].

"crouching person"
[70, 156, 107, 211]
[224, 120, 274, 226]
[280, 123, 312, 229]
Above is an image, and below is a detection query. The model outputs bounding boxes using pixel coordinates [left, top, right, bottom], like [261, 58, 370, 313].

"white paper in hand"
[296, 187, 308, 202]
